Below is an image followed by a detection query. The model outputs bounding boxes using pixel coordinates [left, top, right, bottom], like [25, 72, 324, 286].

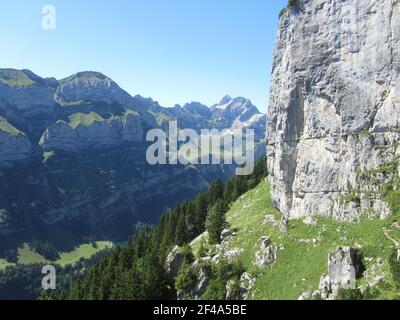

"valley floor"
[0, 241, 113, 270]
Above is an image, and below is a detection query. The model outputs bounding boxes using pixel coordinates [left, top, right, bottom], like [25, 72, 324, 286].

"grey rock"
[318, 275, 333, 300]
[328, 246, 361, 289]
[39, 112, 143, 152]
[0, 120, 32, 164]
[279, 216, 289, 233]
[267, 0, 400, 220]
[263, 214, 276, 225]
[190, 261, 211, 298]
[254, 236, 276, 268]
[225, 279, 240, 300]
[196, 266, 209, 296]
[303, 216, 317, 226]
[56, 71, 131, 106]
[165, 246, 185, 281]
[221, 228, 236, 241]
[308, 246, 363, 300]
[240, 272, 256, 300]
[0, 69, 57, 113]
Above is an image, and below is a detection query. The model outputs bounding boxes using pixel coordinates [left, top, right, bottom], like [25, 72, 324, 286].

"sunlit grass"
[221, 179, 400, 300]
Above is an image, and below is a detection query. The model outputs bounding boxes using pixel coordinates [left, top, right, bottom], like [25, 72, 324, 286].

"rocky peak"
[211, 96, 261, 125]
[0, 69, 40, 88]
[219, 95, 233, 105]
[0, 69, 57, 112]
[56, 71, 132, 106]
[183, 102, 212, 118]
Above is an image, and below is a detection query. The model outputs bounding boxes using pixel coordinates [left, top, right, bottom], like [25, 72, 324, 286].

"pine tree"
[208, 180, 224, 204]
[175, 211, 187, 246]
[206, 200, 227, 245]
[194, 192, 209, 233]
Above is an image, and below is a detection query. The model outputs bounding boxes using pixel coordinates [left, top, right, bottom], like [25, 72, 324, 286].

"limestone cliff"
[0, 117, 32, 164]
[267, 0, 400, 220]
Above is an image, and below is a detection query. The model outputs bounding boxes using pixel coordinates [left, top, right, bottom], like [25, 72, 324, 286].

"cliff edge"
[267, 0, 400, 220]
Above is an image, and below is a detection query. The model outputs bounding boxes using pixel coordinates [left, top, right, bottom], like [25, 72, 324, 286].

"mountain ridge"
[0, 67, 266, 251]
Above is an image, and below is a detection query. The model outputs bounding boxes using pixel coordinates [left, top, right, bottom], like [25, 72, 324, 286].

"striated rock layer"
[267, 0, 400, 220]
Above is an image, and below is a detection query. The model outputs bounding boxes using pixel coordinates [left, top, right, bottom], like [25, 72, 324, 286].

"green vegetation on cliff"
[218, 181, 399, 299]
[0, 117, 24, 136]
[68, 112, 105, 129]
[0, 69, 36, 87]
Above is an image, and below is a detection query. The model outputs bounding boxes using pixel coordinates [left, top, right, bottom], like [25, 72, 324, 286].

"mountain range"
[0, 68, 265, 250]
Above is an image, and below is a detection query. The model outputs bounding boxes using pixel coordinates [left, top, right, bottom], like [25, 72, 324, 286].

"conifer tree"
[206, 200, 227, 245]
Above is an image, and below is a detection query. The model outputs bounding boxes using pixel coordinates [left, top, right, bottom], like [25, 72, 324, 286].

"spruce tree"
[206, 200, 227, 245]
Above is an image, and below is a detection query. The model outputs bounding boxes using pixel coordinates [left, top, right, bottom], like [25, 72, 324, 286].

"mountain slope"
[0, 68, 266, 256]
[198, 179, 399, 300]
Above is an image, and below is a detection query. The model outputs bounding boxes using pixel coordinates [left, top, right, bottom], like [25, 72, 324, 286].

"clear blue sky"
[0, 0, 287, 112]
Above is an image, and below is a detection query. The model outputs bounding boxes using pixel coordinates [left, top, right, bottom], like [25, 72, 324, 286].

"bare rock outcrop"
[267, 0, 400, 220]
[254, 236, 277, 268]
[165, 246, 185, 282]
[300, 246, 363, 300]
[39, 112, 143, 152]
[0, 118, 32, 164]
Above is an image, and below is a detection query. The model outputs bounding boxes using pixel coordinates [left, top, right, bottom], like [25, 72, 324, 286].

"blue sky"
[0, 0, 287, 112]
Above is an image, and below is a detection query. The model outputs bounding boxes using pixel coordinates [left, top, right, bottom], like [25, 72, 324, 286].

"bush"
[279, 8, 288, 18]
[175, 263, 198, 299]
[180, 244, 195, 264]
[201, 259, 244, 300]
[288, 0, 299, 8]
[0, 209, 10, 225]
[28, 240, 60, 261]
[336, 288, 363, 300]
[389, 249, 400, 288]
[4, 249, 18, 263]
[280, 0, 300, 18]
[206, 200, 227, 245]
[196, 239, 209, 258]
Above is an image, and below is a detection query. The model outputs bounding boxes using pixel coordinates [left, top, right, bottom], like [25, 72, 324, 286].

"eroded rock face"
[300, 246, 362, 300]
[0, 70, 57, 113]
[39, 113, 143, 152]
[0, 129, 32, 163]
[267, 0, 400, 220]
[328, 246, 361, 289]
[254, 236, 277, 268]
[165, 246, 185, 282]
[56, 72, 131, 106]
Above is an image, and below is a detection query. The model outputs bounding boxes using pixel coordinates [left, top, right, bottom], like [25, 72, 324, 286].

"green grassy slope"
[68, 112, 105, 129]
[201, 178, 400, 300]
[0, 69, 36, 87]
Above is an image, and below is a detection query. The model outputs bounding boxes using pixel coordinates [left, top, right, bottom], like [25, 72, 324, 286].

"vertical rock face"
[267, 0, 400, 220]
[0, 131, 32, 163]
